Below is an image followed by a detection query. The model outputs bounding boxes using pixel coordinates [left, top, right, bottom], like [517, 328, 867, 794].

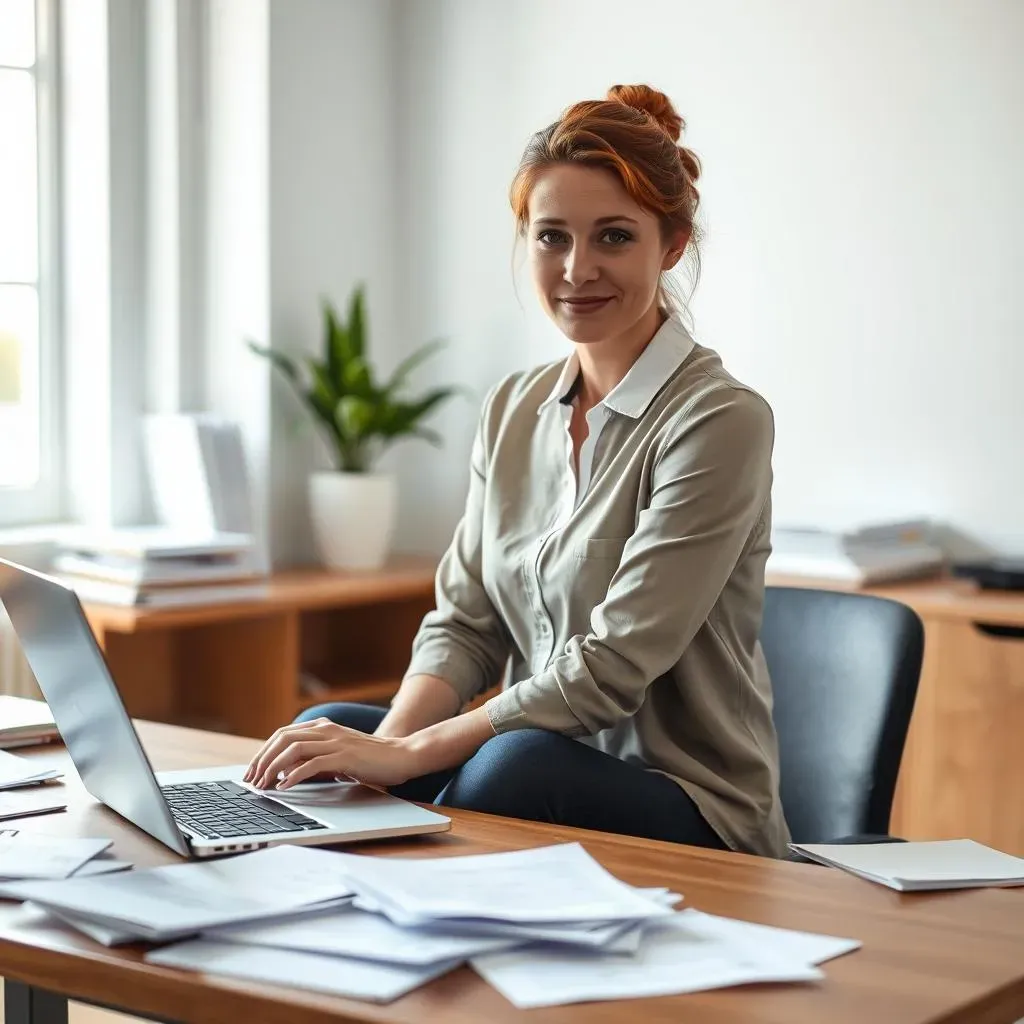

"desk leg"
[4, 981, 68, 1024]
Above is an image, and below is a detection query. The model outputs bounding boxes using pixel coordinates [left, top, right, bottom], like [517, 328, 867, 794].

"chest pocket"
[560, 537, 630, 634]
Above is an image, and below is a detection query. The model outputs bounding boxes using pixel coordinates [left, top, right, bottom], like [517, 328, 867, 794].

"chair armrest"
[786, 833, 907, 863]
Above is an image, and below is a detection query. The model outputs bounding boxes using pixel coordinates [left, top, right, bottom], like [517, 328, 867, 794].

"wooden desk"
[79, 559, 438, 741]
[767, 574, 1024, 855]
[2, 724, 1024, 1023]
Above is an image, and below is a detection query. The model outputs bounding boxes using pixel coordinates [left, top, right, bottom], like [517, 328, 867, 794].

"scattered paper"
[0, 830, 111, 880]
[210, 902, 522, 966]
[24, 902, 140, 947]
[70, 858, 133, 878]
[146, 939, 461, 1003]
[333, 843, 670, 926]
[0, 750, 62, 790]
[356, 900, 643, 951]
[471, 911, 833, 1008]
[1, 844, 354, 938]
[37, 896, 354, 949]
[0, 792, 67, 823]
[673, 910, 861, 965]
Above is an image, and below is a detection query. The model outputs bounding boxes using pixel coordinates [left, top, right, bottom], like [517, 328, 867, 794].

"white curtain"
[0, 606, 41, 699]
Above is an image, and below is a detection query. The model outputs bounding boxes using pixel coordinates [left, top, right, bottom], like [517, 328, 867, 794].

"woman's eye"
[536, 229, 567, 246]
[601, 228, 633, 245]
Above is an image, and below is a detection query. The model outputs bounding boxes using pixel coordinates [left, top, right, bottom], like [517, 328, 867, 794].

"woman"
[246, 84, 790, 858]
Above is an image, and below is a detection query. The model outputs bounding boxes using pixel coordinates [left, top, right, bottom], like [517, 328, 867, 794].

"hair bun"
[607, 83, 684, 143]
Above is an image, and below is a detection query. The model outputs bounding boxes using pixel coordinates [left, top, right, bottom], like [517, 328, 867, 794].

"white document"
[209, 903, 522, 966]
[353, 893, 643, 950]
[146, 939, 460, 1004]
[674, 910, 861, 965]
[71, 858, 133, 878]
[0, 830, 111, 880]
[789, 839, 1024, 891]
[0, 750, 62, 790]
[24, 902, 141, 947]
[333, 843, 670, 925]
[471, 911, 830, 1009]
[0, 858, 129, 901]
[2, 844, 354, 937]
[38, 896, 354, 949]
[0, 792, 67, 822]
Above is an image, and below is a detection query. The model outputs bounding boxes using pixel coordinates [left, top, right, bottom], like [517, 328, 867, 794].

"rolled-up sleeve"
[404, 395, 511, 705]
[484, 385, 773, 736]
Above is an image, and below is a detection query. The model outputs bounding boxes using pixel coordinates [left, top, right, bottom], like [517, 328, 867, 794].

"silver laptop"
[0, 557, 451, 858]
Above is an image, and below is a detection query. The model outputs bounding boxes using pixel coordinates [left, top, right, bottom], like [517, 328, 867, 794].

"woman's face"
[526, 163, 683, 345]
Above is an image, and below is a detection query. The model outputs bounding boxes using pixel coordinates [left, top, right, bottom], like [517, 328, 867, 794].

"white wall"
[200, 0, 400, 567]
[203, 0, 272, 560]
[268, 0, 400, 566]
[394, 0, 1024, 555]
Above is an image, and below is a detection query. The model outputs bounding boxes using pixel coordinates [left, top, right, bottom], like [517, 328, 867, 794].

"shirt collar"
[537, 315, 696, 419]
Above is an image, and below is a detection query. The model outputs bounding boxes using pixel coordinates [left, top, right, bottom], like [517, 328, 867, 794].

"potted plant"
[248, 284, 457, 570]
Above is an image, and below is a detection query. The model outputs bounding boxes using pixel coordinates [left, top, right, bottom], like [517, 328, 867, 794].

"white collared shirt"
[538, 315, 697, 512]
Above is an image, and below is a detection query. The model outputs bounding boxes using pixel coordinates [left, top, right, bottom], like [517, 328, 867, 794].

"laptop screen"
[0, 558, 190, 855]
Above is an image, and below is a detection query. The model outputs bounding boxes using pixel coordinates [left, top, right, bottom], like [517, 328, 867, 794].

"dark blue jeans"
[295, 702, 727, 850]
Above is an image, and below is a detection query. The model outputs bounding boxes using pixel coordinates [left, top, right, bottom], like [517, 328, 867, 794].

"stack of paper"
[333, 843, 672, 935]
[0, 697, 60, 750]
[0, 749, 63, 790]
[0, 831, 111, 880]
[6, 840, 864, 1007]
[138, 843, 860, 1007]
[790, 839, 1024, 891]
[147, 940, 460, 1004]
[1, 845, 355, 943]
[472, 910, 859, 1008]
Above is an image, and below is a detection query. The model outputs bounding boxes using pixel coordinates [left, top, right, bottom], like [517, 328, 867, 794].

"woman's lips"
[559, 297, 613, 315]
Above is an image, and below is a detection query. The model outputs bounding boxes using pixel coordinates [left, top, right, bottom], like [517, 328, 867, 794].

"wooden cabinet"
[769, 574, 1024, 854]
[81, 559, 437, 741]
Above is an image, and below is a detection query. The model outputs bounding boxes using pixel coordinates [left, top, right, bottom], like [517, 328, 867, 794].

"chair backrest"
[761, 586, 924, 843]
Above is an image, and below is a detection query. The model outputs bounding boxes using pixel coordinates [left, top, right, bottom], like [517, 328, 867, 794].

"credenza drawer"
[891, 617, 1024, 853]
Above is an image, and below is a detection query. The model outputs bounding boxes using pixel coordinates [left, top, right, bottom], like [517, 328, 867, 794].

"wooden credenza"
[768, 573, 1024, 855]
[80, 558, 438, 742]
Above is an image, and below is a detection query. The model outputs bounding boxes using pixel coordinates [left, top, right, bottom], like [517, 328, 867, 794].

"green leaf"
[247, 340, 300, 383]
[347, 285, 366, 360]
[323, 302, 346, 383]
[406, 386, 461, 425]
[335, 395, 375, 443]
[303, 358, 339, 427]
[383, 338, 446, 395]
[341, 356, 375, 398]
[412, 427, 444, 447]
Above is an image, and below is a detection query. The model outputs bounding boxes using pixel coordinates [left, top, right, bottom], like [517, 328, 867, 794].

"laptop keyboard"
[161, 780, 328, 840]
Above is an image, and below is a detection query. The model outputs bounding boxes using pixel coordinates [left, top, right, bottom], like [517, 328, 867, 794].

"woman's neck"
[574, 302, 666, 410]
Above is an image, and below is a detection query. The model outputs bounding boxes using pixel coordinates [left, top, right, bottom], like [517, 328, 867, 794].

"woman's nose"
[563, 244, 599, 287]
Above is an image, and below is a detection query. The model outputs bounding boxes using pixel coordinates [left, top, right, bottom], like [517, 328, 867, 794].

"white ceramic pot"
[307, 470, 397, 571]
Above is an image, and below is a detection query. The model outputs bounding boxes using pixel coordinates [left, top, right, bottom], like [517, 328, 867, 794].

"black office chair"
[761, 586, 924, 848]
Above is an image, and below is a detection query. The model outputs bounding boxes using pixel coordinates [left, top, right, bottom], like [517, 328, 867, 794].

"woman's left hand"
[243, 718, 421, 791]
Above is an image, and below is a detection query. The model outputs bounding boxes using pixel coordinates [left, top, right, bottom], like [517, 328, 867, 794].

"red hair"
[510, 84, 702, 311]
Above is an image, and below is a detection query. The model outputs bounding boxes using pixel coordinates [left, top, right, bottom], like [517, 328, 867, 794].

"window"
[0, 0, 60, 523]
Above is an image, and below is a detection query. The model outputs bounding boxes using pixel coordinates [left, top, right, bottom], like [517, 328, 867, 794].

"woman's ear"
[661, 229, 690, 271]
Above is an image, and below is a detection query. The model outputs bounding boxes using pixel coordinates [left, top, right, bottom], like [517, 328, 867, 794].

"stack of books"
[52, 527, 269, 609]
[766, 518, 946, 585]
